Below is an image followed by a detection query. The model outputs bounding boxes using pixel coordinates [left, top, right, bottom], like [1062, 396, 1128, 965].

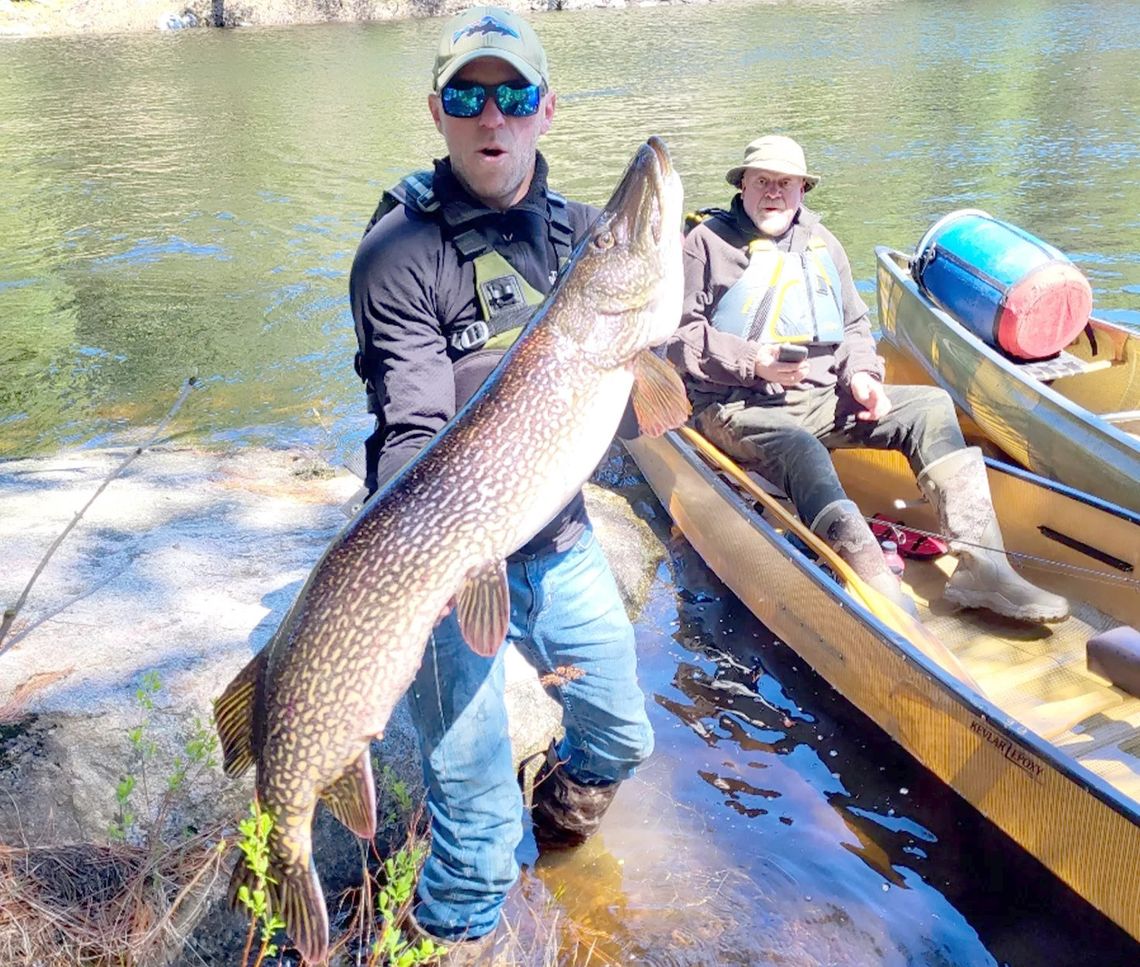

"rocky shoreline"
[0, 439, 668, 962]
[0, 0, 708, 39]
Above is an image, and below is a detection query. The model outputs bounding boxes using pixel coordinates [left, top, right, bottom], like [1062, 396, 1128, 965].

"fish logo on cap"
[454, 15, 520, 43]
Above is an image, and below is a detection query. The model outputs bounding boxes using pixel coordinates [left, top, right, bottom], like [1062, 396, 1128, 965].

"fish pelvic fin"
[213, 649, 267, 777]
[321, 748, 377, 840]
[631, 350, 691, 437]
[456, 560, 510, 657]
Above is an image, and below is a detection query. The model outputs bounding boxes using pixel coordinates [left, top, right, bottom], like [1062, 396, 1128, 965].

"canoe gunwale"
[983, 453, 1140, 525]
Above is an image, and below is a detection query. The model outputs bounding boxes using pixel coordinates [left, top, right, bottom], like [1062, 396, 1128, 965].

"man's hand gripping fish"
[212, 137, 689, 964]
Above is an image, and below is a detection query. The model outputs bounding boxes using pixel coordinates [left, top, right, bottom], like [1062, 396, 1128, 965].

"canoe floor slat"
[736, 448, 1140, 793]
[893, 542, 1140, 805]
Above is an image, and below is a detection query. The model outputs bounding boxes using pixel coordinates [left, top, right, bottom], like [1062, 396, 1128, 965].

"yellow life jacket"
[711, 236, 845, 345]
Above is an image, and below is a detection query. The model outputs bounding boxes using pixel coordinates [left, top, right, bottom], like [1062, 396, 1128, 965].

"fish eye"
[593, 230, 615, 251]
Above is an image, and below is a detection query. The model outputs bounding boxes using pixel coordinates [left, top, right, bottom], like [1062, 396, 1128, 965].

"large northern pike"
[213, 136, 688, 964]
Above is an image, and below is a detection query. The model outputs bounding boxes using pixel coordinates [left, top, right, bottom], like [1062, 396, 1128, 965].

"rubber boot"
[528, 741, 620, 851]
[810, 499, 920, 618]
[917, 447, 1069, 622]
[406, 912, 496, 966]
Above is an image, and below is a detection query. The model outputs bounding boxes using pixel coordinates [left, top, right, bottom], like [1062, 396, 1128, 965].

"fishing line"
[0, 375, 199, 655]
[863, 516, 1140, 592]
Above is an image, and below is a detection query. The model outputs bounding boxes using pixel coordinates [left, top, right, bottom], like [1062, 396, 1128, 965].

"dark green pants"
[694, 383, 965, 528]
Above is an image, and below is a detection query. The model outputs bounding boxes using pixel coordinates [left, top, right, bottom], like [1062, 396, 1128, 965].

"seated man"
[667, 134, 1067, 623]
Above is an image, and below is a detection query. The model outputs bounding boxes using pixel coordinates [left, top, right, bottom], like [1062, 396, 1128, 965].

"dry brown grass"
[0, 834, 227, 966]
[0, 833, 624, 966]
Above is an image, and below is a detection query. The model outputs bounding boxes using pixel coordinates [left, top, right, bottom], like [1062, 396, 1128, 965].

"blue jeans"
[405, 524, 654, 941]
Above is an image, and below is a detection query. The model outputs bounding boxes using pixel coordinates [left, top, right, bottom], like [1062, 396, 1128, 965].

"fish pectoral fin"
[213, 648, 267, 777]
[631, 350, 692, 438]
[321, 749, 377, 840]
[456, 560, 510, 657]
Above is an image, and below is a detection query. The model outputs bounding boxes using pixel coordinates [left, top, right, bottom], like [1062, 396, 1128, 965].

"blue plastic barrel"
[912, 209, 1092, 360]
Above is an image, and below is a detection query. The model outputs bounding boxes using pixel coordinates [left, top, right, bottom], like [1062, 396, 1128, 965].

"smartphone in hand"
[776, 343, 809, 363]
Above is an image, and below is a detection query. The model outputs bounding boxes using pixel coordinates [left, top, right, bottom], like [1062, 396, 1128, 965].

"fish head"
[556, 136, 684, 366]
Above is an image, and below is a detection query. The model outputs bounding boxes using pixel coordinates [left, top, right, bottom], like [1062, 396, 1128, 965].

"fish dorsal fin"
[456, 560, 510, 657]
[213, 649, 266, 777]
[321, 748, 377, 840]
[631, 350, 692, 438]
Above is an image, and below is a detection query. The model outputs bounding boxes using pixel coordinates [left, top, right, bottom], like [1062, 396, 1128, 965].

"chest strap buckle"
[451, 319, 490, 353]
[481, 274, 525, 315]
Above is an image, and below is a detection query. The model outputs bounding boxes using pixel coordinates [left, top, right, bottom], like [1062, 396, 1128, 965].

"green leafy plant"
[108, 672, 218, 845]
[374, 762, 414, 828]
[19, 668, 230, 967]
[368, 841, 443, 967]
[235, 801, 287, 967]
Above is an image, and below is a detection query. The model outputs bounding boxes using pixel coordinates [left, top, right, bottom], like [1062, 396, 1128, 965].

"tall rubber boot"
[810, 499, 920, 618]
[917, 447, 1069, 622]
[528, 741, 620, 851]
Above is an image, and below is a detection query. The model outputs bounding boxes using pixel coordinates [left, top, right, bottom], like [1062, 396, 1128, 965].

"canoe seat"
[1014, 349, 1110, 383]
[1088, 626, 1140, 698]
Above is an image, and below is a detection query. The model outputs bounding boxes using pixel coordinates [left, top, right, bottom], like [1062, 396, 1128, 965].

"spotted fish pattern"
[213, 137, 689, 964]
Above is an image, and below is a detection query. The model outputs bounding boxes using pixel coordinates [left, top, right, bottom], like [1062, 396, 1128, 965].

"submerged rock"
[157, 9, 200, 30]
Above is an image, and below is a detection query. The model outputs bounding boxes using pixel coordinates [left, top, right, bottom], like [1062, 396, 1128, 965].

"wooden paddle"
[679, 426, 985, 695]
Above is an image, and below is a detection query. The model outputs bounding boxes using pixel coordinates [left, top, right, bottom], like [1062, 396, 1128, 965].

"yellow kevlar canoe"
[875, 246, 1140, 514]
[626, 426, 1140, 942]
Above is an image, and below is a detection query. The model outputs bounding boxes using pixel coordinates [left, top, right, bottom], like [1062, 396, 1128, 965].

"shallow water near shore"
[3, 2, 1140, 963]
[496, 533, 1139, 966]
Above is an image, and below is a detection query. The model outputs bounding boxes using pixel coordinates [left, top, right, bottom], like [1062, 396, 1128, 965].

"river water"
[2, 1, 1139, 964]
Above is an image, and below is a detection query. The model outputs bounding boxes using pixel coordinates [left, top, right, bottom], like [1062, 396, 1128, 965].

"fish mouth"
[602, 135, 680, 248]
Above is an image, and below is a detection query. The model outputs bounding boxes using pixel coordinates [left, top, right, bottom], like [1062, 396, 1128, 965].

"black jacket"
[349, 153, 599, 554]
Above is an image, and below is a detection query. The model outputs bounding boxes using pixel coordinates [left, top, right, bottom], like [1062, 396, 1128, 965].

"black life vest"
[354, 172, 575, 493]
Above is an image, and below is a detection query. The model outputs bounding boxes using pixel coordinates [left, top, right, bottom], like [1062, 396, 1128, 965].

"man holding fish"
[215, 6, 689, 959]
[217, 2, 688, 958]
[343, 6, 680, 961]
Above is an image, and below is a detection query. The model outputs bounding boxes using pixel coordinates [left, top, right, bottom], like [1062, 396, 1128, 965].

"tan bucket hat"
[433, 6, 549, 92]
[725, 135, 819, 191]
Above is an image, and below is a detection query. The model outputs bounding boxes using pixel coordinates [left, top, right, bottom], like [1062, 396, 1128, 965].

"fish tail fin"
[272, 859, 330, 965]
[321, 747, 378, 840]
[228, 827, 331, 965]
[213, 649, 266, 776]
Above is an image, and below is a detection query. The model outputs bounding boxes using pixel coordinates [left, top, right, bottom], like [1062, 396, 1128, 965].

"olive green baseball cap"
[433, 6, 549, 92]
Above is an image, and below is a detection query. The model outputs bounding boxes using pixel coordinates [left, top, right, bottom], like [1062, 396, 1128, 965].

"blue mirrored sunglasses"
[440, 81, 543, 119]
